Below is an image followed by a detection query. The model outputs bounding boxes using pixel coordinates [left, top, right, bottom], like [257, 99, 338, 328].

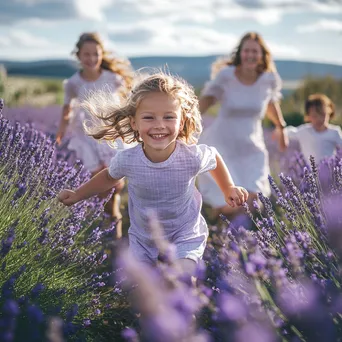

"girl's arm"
[56, 104, 71, 145]
[199, 95, 216, 114]
[209, 153, 248, 207]
[266, 101, 288, 151]
[58, 168, 121, 206]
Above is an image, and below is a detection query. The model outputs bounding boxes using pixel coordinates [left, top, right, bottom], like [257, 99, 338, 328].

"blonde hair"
[83, 71, 202, 145]
[305, 93, 335, 119]
[74, 32, 133, 91]
[211, 32, 276, 79]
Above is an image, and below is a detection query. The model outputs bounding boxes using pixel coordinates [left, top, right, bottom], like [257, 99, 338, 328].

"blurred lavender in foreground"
[0, 100, 126, 341]
[118, 152, 342, 342]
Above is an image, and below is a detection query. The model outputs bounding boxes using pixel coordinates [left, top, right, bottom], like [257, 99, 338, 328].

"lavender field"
[1, 99, 342, 342]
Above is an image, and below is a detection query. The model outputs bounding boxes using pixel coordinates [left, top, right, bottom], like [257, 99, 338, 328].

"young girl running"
[56, 32, 134, 239]
[58, 72, 248, 275]
[283, 93, 342, 163]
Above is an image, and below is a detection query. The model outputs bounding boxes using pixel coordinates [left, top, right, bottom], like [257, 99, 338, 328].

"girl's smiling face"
[240, 39, 263, 71]
[130, 92, 183, 162]
[77, 41, 103, 72]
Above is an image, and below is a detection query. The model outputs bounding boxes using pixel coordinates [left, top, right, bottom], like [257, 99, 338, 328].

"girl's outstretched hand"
[58, 189, 79, 206]
[224, 186, 249, 207]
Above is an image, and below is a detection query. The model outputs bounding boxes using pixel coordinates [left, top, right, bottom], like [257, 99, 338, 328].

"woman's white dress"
[198, 65, 283, 208]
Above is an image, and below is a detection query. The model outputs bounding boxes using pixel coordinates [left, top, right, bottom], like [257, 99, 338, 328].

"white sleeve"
[63, 79, 76, 105]
[284, 126, 299, 141]
[108, 151, 126, 179]
[196, 144, 217, 175]
[201, 67, 230, 102]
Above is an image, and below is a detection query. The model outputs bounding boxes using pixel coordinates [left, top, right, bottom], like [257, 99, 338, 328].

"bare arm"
[56, 104, 71, 145]
[58, 168, 121, 206]
[266, 101, 286, 128]
[209, 153, 248, 207]
[266, 101, 288, 151]
[199, 95, 216, 114]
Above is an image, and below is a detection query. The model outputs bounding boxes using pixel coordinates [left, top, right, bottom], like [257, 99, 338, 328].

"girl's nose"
[154, 118, 165, 129]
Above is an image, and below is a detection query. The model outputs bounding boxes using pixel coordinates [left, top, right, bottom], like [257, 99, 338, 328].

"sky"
[0, 0, 342, 64]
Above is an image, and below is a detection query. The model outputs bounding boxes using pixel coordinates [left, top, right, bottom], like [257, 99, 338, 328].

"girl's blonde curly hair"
[83, 71, 203, 146]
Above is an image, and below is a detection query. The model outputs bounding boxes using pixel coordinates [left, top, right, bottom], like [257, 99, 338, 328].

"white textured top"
[63, 69, 123, 132]
[285, 123, 342, 163]
[109, 141, 217, 240]
[63, 69, 123, 104]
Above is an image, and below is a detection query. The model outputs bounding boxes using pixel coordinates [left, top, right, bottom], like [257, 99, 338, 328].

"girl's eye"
[142, 116, 153, 120]
[165, 116, 175, 119]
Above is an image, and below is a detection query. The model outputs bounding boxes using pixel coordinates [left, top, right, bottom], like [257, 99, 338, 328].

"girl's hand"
[58, 189, 79, 206]
[224, 186, 249, 207]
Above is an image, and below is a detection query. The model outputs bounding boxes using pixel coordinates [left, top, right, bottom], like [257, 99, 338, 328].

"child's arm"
[58, 169, 121, 206]
[209, 153, 249, 207]
[56, 104, 71, 145]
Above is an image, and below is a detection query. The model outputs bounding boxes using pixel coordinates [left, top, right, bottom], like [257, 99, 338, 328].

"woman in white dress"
[198, 32, 288, 218]
[56, 32, 134, 238]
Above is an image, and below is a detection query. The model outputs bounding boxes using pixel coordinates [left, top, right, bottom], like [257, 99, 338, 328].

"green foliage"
[2, 76, 63, 107]
[0, 64, 6, 99]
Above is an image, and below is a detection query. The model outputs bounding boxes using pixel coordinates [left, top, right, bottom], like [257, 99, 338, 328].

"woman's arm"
[199, 95, 216, 114]
[58, 169, 121, 206]
[209, 153, 248, 206]
[56, 104, 71, 145]
[266, 101, 288, 151]
[266, 101, 286, 128]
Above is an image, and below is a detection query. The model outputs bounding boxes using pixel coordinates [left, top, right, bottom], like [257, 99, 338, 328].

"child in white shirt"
[283, 93, 342, 163]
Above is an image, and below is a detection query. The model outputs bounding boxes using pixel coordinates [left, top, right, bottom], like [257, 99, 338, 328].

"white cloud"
[217, 6, 283, 25]
[297, 19, 342, 33]
[310, 2, 342, 14]
[0, 37, 11, 47]
[74, 0, 114, 21]
[105, 21, 302, 60]
[0, 30, 52, 48]
[2, 0, 342, 27]
[268, 42, 301, 58]
[105, 22, 238, 56]
[0, 0, 340, 64]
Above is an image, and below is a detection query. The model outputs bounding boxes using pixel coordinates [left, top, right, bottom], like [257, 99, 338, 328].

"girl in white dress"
[58, 72, 248, 275]
[56, 32, 133, 238]
[283, 93, 342, 163]
[198, 32, 288, 218]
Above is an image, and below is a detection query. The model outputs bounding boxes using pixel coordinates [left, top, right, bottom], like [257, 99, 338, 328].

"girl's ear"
[130, 116, 137, 131]
[179, 117, 185, 132]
